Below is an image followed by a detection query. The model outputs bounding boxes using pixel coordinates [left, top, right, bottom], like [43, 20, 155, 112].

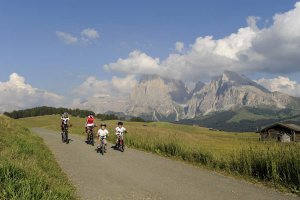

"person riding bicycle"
[61, 112, 70, 132]
[115, 121, 126, 147]
[97, 123, 109, 151]
[85, 113, 95, 139]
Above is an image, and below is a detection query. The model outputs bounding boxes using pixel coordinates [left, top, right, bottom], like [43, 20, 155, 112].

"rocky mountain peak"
[137, 74, 189, 103]
[127, 74, 189, 121]
[218, 70, 251, 84]
[189, 81, 205, 97]
[139, 74, 162, 83]
[127, 71, 299, 121]
[215, 70, 270, 92]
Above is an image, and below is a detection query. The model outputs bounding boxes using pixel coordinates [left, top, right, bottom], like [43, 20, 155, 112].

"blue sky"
[0, 0, 298, 94]
[1, 0, 300, 112]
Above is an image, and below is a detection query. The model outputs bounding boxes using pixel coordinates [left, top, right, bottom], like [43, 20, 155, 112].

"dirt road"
[33, 128, 298, 200]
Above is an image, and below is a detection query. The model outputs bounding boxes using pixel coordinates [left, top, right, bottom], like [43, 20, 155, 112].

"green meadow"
[0, 116, 77, 200]
[18, 115, 300, 194]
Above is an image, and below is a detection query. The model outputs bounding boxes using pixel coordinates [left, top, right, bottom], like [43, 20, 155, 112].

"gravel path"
[33, 128, 298, 200]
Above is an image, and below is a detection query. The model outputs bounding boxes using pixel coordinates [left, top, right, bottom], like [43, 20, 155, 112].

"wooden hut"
[260, 123, 300, 142]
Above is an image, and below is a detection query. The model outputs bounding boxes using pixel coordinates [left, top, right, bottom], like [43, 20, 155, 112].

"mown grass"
[18, 115, 300, 194]
[0, 115, 77, 200]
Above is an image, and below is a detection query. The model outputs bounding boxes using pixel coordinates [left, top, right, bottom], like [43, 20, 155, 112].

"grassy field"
[227, 108, 272, 123]
[18, 115, 300, 194]
[18, 115, 259, 157]
[0, 115, 77, 199]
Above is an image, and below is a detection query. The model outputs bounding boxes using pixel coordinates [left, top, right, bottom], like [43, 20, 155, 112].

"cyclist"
[61, 112, 70, 132]
[97, 123, 109, 152]
[61, 112, 70, 143]
[115, 121, 126, 148]
[86, 113, 95, 140]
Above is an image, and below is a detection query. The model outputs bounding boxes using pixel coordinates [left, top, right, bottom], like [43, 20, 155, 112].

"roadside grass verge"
[18, 115, 300, 195]
[230, 143, 300, 193]
[0, 116, 77, 199]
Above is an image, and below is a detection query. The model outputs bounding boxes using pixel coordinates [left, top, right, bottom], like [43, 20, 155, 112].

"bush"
[129, 117, 145, 122]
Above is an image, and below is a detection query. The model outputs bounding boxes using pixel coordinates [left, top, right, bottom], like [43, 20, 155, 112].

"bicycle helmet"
[117, 121, 123, 126]
[63, 112, 68, 118]
[100, 123, 106, 127]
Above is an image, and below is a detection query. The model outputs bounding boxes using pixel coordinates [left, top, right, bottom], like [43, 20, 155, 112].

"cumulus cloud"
[256, 76, 300, 97]
[81, 28, 99, 39]
[56, 28, 99, 44]
[111, 75, 137, 93]
[73, 76, 112, 96]
[104, 2, 300, 81]
[175, 42, 184, 53]
[71, 75, 137, 113]
[55, 31, 78, 44]
[73, 75, 137, 97]
[0, 73, 63, 112]
[246, 16, 260, 30]
[104, 51, 161, 75]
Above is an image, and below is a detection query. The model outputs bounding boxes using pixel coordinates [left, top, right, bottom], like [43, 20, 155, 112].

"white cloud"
[112, 75, 137, 93]
[73, 75, 137, 97]
[81, 28, 99, 39]
[55, 31, 78, 44]
[256, 76, 300, 97]
[71, 75, 137, 113]
[0, 73, 63, 112]
[175, 42, 184, 53]
[56, 28, 99, 44]
[104, 51, 161, 75]
[104, 2, 300, 81]
[73, 76, 111, 96]
[246, 16, 260, 30]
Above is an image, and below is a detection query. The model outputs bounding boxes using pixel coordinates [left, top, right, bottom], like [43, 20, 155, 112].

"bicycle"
[61, 124, 69, 144]
[115, 134, 125, 152]
[98, 136, 106, 155]
[86, 126, 95, 146]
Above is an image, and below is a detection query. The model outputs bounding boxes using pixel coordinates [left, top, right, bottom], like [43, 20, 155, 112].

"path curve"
[33, 128, 298, 200]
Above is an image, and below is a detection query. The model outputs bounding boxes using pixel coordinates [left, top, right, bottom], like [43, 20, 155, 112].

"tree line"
[3, 106, 145, 122]
[3, 106, 119, 120]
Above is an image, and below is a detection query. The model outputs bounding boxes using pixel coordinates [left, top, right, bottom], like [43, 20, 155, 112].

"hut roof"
[261, 122, 300, 132]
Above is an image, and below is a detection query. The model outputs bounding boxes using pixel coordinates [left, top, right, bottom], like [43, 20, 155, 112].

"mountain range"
[74, 70, 300, 131]
[125, 71, 300, 121]
[4, 70, 300, 132]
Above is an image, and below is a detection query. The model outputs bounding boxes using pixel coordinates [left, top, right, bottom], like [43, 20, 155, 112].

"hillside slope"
[0, 116, 77, 199]
[178, 107, 300, 132]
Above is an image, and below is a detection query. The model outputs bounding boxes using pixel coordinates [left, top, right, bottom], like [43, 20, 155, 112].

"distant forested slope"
[3, 106, 119, 120]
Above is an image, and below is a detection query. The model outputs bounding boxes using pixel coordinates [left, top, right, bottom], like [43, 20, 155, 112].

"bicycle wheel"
[61, 132, 64, 143]
[91, 132, 94, 146]
[65, 131, 69, 144]
[88, 131, 91, 144]
[101, 143, 104, 155]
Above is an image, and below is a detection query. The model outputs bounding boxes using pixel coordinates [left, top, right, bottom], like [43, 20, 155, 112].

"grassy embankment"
[0, 116, 77, 199]
[19, 115, 300, 194]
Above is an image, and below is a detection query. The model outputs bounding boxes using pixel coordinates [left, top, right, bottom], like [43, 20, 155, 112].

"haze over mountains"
[3, 70, 300, 131]
[73, 71, 300, 123]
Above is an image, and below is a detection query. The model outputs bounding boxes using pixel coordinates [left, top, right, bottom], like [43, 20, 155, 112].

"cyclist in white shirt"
[97, 123, 109, 150]
[115, 121, 126, 146]
[61, 112, 70, 131]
